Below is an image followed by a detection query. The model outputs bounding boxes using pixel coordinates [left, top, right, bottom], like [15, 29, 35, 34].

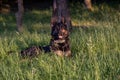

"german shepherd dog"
[50, 20, 71, 57]
[20, 20, 71, 58]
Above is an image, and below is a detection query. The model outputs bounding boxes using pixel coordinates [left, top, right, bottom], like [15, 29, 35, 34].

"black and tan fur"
[50, 21, 71, 57]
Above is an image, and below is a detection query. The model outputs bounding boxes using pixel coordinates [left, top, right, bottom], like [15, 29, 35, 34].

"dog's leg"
[54, 50, 64, 57]
[54, 50, 71, 57]
[65, 50, 71, 57]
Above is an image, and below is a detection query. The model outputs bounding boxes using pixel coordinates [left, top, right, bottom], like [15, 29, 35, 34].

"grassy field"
[0, 2, 120, 80]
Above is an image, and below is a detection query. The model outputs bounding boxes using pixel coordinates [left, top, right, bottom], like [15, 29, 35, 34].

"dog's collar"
[54, 39, 65, 43]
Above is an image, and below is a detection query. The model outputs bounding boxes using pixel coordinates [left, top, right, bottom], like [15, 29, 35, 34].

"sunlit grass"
[0, 3, 120, 80]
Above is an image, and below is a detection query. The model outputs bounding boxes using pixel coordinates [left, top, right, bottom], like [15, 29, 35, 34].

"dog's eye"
[52, 27, 59, 35]
[58, 29, 68, 37]
[61, 29, 67, 35]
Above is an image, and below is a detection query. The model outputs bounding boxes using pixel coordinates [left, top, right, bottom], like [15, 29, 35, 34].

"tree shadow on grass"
[0, 13, 17, 34]
[23, 9, 51, 25]
[0, 9, 52, 35]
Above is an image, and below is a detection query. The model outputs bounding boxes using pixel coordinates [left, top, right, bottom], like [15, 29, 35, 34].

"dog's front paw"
[54, 50, 64, 57]
[65, 50, 72, 57]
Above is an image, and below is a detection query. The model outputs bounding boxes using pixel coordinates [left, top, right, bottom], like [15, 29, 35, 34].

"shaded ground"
[1, 0, 120, 13]
[1, 1, 52, 13]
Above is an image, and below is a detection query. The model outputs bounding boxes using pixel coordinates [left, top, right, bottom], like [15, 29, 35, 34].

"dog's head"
[51, 21, 69, 41]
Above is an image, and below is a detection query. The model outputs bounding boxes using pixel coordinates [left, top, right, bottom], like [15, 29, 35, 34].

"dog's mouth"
[58, 35, 63, 39]
[52, 35, 67, 40]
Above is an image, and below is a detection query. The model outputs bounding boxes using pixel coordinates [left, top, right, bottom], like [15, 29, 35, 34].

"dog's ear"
[51, 17, 57, 27]
[51, 22, 57, 28]
[51, 20, 55, 27]
[61, 17, 65, 24]
[61, 17, 67, 26]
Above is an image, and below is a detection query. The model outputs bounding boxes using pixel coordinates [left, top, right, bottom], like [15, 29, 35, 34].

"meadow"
[0, 2, 120, 80]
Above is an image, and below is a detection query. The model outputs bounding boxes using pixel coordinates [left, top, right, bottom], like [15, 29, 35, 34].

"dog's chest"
[50, 39, 68, 51]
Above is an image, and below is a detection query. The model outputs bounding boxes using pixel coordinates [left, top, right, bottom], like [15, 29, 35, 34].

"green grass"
[0, 3, 120, 80]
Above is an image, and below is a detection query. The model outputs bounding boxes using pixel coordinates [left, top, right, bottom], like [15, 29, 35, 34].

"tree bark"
[15, 0, 24, 32]
[0, 0, 2, 13]
[51, 0, 72, 31]
[84, 0, 94, 11]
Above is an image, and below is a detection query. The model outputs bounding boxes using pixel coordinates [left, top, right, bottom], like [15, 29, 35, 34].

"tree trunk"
[0, 0, 2, 13]
[51, 0, 72, 31]
[15, 0, 24, 32]
[84, 0, 94, 11]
